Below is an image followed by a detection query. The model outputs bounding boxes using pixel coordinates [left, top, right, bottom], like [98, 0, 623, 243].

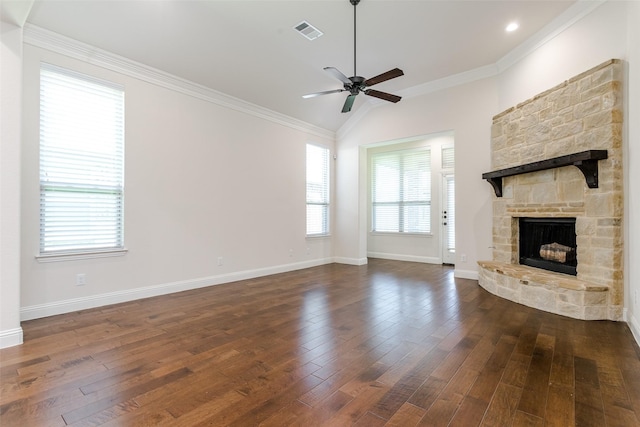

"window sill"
[370, 232, 433, 237]
[36, 248, 128, 263]
[306, 234, 331, 239]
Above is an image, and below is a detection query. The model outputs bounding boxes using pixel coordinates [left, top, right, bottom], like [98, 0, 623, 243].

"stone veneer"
[478, 59, 624, 320]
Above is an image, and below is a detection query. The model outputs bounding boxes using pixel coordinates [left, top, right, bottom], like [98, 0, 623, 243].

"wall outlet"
[217, 257, 223, 266]
[76, 274, 86, 286]
[460, 254, 467, 263]
[289, 249, 293, 257]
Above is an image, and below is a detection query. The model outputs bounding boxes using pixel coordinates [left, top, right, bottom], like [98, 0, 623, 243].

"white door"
[442, 174, 455, 264]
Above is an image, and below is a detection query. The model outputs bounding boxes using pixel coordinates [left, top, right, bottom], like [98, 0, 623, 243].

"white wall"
[0, 22, 24, 347]
[335, 78, 498, 279]
[497, 1, 629, 111]
[19, 44, 335, 320]
[626, 0, 640, 343]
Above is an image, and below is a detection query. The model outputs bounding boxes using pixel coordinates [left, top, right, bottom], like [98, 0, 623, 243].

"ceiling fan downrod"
[302, 0, 403, 113]
[351, 0, 360, 77]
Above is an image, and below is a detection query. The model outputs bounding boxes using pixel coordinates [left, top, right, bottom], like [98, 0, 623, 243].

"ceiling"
[16, 0, 581, 133]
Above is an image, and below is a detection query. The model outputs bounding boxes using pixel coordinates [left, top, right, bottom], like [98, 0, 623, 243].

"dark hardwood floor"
[1, 259, 640, 426]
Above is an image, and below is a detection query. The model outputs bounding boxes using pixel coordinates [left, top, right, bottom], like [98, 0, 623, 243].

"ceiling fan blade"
[342, 94, 357, 113]
[324, 67, 352, 85]
[364, 68, 404, 87]
[302, 89, 346, 99]
[364, 89, 402, 103]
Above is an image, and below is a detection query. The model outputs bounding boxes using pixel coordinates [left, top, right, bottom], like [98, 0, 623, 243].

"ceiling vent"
[294, 21, 323, 41]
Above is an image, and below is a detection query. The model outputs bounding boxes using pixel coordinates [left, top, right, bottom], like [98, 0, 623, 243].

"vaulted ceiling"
[10, 0, 583, 132]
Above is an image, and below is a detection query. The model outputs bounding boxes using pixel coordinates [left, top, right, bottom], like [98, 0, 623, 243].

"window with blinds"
[442, 146, 455, 170]
[39, 63, 125, 255]
[371, 148, 431, 233]
[306, 144, 330, 236]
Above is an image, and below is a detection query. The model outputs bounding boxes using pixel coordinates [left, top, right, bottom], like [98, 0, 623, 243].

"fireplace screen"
[519, 217, 577, 276]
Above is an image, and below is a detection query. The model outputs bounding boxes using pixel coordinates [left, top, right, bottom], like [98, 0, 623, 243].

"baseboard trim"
[0, 327, 24, 349]
[454, 268, 479, 280]
[629, 311, 640, 348]
[367, 252, 441, 264]
[333, 257, 368, 266]
[20, 258, 334, 321]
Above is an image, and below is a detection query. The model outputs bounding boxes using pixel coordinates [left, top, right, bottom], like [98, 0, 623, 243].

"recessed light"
[506, 22, 519, 32]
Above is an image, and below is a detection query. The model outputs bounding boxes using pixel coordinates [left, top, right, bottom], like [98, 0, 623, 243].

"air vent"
[294, 21, 323, 41]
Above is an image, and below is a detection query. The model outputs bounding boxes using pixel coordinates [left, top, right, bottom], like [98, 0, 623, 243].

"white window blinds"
[39, 63, 125, 254]
[306, 144, 330, 236]
[442, 146, 455, 170]
[372, 148, 431, 233]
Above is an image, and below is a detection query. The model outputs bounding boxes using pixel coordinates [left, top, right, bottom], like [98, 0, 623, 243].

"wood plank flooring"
[1, 259, 640, 426]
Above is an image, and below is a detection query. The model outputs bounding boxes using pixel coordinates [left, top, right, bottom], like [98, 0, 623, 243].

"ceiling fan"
[302, 0, 404, 113]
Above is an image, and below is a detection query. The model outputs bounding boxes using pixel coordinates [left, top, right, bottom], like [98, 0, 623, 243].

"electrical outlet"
[289, 249, 293, 257]
[461, 254, 467, 263]
[76, 274, 86, 286]
[217, 257, 223, 266]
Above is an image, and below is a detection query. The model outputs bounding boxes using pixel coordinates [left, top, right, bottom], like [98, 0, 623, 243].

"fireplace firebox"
[519, 217, 577, 276]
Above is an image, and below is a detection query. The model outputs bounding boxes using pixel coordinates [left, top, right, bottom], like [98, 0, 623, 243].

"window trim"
[370, 147, 432, 235]
[38, 63, 126, 258]
[306, 143, 330, 237]
[36, 248, 128, 263]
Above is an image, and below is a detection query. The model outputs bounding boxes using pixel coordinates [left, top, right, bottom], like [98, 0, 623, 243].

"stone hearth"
[478, 59, 624, 320]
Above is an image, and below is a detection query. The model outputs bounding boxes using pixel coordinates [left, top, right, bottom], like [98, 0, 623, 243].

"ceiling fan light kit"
[303, 0, 404, 113]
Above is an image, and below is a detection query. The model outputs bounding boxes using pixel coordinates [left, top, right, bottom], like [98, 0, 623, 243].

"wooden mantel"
[482, 150, 608, 197]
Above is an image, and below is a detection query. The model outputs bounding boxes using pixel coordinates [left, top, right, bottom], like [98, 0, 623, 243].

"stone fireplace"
[478, 59, 624, 321]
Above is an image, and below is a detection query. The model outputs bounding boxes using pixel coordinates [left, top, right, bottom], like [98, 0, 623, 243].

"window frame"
[37, 63, 127, 262]
[306, 143, 330, 237]
[370, 147, 432, 235]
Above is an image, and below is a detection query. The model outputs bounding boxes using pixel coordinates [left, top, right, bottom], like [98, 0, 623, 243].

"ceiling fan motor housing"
[302, 0, 403, 112]
[346, 76, 366, 94]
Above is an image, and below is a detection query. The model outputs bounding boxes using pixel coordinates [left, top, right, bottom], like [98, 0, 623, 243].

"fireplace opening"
[519, 217, 577, 276]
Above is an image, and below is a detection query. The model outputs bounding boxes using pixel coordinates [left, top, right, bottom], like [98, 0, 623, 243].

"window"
[306, 144, 330, 236]
[371, 148, 431, 233]
[39, 63, 125, 256]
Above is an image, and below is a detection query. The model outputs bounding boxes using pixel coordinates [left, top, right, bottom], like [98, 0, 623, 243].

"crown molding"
[23, 24, 335, 141]
[399, 64, 499, 100]
[496, 0, 606, 72]
[337, 63, 498, 139]
[337, 0, 606, 140]
[22, 0, 604, 142]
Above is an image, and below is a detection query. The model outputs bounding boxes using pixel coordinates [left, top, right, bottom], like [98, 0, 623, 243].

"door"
[442, 174, 455, 264]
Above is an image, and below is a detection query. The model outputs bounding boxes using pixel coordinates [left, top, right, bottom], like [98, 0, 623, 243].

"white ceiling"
[19, 0, 582, 133]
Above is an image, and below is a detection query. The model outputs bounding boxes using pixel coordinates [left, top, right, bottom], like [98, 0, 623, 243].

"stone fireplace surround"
[478, 59, 624, 321]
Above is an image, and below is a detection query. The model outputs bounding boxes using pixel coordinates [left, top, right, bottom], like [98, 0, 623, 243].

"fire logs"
[539, 242, 576, 264]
